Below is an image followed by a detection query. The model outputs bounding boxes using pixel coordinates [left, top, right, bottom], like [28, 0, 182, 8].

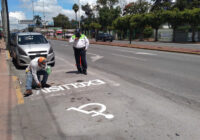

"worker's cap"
[38, 57, 47, 65]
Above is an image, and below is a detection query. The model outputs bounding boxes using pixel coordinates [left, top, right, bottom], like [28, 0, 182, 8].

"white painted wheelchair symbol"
[67, 103, 114, 119]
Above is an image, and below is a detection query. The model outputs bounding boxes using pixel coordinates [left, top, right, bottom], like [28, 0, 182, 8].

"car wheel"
[14, 57, 20, 69]
[110, 39, 113, 42]
[50, 62, 55, 67]
[103, 38, 106, 42]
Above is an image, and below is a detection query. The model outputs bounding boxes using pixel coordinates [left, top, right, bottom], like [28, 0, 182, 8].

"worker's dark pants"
[73, 47, 87, 72]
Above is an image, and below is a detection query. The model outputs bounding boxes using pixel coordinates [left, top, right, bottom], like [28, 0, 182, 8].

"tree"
[98, 6, 121, 31]
[73, 3, 79, 27]
[173, 0, 188, 10]
[151, 0, 172, 11]
[53, 14, 71, 29]
[89, 22, 101, 37]
[163, 9, 183, 42]
[33, 15, 42, 27]
[82, 3, 94, 19]
[182, 8, 200, 42]
[130, 14, 148, 41]
[97, 0, 119, 8]
[113, 17, 125, 40]
[123, 0, 150, 15]
[146, 11, 165, 41]
[174, 0, 200, 10]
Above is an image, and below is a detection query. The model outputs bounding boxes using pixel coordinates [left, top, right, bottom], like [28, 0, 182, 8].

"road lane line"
[111, 53, 146, 61]
[136, 52, 157, 55]
[12, 76, 24, 104]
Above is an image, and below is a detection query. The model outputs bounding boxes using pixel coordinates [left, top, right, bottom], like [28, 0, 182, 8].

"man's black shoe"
[83, 71, 87, 75]
[77, 70, 83, 74]
[42, 84, 51, 88]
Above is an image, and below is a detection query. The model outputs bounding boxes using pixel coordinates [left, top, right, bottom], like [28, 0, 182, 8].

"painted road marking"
[12, 76, 24, 104]
[136, 52, 157, 55]
[40, 79, 106, 94]
[67, 103, 114, 119]
[87, 52, 104, 62]
[111, 53, 146, 61]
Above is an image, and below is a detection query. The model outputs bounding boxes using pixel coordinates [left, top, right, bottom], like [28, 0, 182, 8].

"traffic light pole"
[1, 0, 10, 50]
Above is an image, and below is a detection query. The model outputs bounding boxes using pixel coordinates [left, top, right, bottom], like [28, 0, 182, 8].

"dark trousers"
[73, 47, 87, 72]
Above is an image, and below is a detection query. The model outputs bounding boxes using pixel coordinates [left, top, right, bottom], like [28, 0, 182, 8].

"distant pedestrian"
[24, 57, 50, 97]
[69, 29, 89, 75]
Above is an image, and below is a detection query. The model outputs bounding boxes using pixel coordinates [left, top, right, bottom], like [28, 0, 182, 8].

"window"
[18, 35, 48, 45]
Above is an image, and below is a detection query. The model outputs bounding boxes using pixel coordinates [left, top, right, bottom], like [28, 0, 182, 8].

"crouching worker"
[24, 57, 50, 97]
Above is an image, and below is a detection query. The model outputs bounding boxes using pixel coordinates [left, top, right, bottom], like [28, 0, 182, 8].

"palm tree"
[33, 15, 42, 27]
[72, 3, 79, 27]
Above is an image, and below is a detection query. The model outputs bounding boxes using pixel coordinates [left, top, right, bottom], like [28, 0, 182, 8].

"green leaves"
[53, 14, 71, 29]
[72, 4, 79, 13]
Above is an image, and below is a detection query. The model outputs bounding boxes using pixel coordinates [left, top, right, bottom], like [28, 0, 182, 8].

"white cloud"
[9, 11, 27, 30]
[29, 0, 78, 23]
[15, 0, 151, 28]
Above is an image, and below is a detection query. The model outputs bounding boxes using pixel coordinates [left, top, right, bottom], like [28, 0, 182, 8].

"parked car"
[62, 32, 74, 38]
[96, 33, 113, 42]
[10, 32, 55, 67]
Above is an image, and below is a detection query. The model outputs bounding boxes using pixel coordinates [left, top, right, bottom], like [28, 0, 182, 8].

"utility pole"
[32, 0, 35, 20]
[78, 0, 80, 29]
[1, 0, 10, 50]
[43, 0, 46, 29]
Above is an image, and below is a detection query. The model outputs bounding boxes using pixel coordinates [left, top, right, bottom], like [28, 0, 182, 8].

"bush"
[177, 25, 190, 32]
[143, 26, 153, 38]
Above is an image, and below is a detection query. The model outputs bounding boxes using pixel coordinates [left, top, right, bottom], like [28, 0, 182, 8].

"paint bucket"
[46, 66, 51, 75]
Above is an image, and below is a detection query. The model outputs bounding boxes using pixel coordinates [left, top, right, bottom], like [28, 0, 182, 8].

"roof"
[17, 32, 42, 36]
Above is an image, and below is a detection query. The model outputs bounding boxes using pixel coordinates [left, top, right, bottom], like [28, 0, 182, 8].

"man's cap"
[38, 57, 47, 65]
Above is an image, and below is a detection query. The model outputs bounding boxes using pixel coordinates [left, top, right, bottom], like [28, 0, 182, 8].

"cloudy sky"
[0, 0, 149, 30]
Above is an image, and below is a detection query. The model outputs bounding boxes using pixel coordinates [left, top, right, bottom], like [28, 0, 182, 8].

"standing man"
[69, 29, 89, 75]
[24, 57, 50, 97]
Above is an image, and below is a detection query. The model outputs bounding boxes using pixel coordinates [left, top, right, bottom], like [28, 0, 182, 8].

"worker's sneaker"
[24, 89, 33, 97]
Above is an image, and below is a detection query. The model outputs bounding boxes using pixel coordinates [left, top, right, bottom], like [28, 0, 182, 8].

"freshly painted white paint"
[41, 79, 106, 94]
[67, 103, 114, 119]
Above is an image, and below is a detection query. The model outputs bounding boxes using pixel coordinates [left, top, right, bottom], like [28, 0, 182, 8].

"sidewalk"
[0, 40, 17, 140]
[48, 37, 200, 55]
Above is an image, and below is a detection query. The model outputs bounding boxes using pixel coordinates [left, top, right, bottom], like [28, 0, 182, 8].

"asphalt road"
[10, 39, 200, 140]
[113, 40, 200, 50]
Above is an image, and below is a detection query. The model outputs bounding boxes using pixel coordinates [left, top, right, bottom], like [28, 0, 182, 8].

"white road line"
[87, 52, 104, 62]
[111, 53, 146, 61]
[136, 52, 157, 55]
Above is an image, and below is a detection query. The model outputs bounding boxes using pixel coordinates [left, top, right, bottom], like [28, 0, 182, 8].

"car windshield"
[18, 35, 48, 45]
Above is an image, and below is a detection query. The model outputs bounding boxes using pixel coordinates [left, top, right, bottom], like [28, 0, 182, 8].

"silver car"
[10, 32, 55, 67]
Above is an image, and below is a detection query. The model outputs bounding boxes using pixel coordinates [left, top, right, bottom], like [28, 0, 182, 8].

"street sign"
[19, 20, 34, 24]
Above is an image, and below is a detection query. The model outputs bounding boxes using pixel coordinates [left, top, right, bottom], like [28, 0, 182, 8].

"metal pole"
[78, 0, 80, 29]
[32, 0, 35, 19]
[1, 0, 10, 50]
[43, 0, 46, 29]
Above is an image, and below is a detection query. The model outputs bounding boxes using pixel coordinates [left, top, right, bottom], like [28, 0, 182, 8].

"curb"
[12, 76, 24, 105]
[48, 37, 200, 55]
[5, 50, 24, 104]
